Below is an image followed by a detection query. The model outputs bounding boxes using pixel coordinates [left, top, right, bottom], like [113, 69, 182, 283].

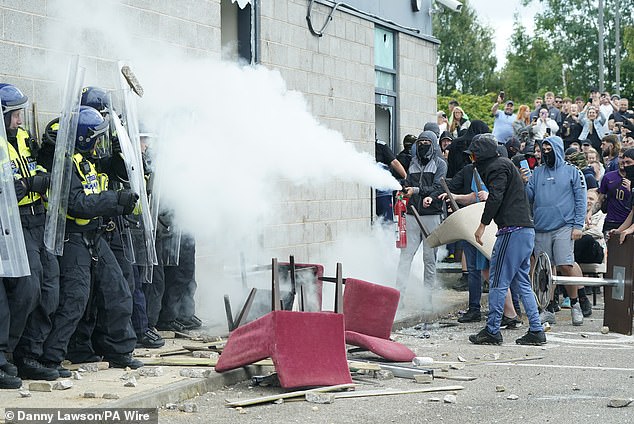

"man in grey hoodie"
[396, 130, 447, 308]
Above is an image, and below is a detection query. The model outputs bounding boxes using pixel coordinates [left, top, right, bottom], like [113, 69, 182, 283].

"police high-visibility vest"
[66, 152, 109, 226]
[8, 127, 44, 206]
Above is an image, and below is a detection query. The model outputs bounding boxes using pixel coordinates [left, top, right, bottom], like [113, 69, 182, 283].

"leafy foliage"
[437, 91, 499, 129]
[516, 0, 634, 98]
[432, 0, 497, 95]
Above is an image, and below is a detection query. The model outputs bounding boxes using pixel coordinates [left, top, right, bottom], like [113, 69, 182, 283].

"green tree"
[499, 16, 563, 104]
[432, 0, 497, 95]
[521, 0, 634, 98]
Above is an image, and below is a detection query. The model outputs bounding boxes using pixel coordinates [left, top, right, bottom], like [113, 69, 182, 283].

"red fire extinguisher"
[395, 193, 407, 249]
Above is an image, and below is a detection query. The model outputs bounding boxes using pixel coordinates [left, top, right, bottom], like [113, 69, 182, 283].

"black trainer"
[458, 308, 481, 323]
[0, 369, 22, 389]
[177, 315, 203, 330]
[136, 329, 165, 349]
[0, 362, 18, 377]
[515, 330, 547, 346]
[41, 361, 72, 378]
[16, 357, 60, 381]
[580, 297, 593, 317]
[104, 353, 144, 369]
[469, 328, 503, 345]
[501, 315, 523, 329]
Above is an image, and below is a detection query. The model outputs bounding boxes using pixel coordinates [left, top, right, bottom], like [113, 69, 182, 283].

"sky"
[469, 0, 544, 69]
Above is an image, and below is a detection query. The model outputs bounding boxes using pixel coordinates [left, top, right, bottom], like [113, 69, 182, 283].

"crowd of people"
[386, 89, 634, 346]
[0, 83, 200, 389]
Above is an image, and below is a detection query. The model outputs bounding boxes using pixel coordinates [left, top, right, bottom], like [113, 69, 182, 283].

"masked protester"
[526, 136, 587, 326]
[40, 106, 144, 371]
[604, 149, 634, 242]
[0, 83, 61, 384]
[396, 129, 447, 309]
[465, 133, 545, 346]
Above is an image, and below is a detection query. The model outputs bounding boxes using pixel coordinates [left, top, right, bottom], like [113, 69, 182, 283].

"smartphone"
[520, 159, 531, 176]
[499, 91, 505, 101]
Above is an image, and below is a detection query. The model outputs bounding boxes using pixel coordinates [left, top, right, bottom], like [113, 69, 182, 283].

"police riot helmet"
[0, 83, 28, 114]
[76, 106, 110, 158]
[42, 118, 60, 146]
[80, 86, 110, 113]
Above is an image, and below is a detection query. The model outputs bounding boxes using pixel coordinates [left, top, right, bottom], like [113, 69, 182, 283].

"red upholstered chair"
[215, 260, 351, 388]
[214, 310, 352, 388]
[343, 278, 415, 362]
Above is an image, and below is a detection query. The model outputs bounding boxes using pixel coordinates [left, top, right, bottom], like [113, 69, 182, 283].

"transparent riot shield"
[110, 112, 157, 266]
[44, 56, 85, 256]
[0, 114, 29, 276]
[146, 133, 181, 267]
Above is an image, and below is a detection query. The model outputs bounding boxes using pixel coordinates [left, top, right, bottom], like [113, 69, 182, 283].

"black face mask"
[624, 165, 634, 181]
[417, 144, 431, 165]
[543, 150, 556, 168]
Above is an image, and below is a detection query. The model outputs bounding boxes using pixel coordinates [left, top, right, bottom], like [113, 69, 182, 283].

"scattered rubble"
[102, 393, 120, 400]
[53, 380, 73, 390]
[179, 368, 213, 378]
[178, 402, 198, 413]
[495, 385, 506, 392]
[19, 390, 31, 398]
[83, 392, 96, 398]
[608, 398, 633, 408]
[29, 382, 52, 392]
[72, 371, 82, 380]
[305, 392, 336, 404]
[443, 394, 457, 403]
[414, 374, 433, 384]
[601, 326, 610, 334]
[507, 394, 519, 400]
[138, 366, 164, 377]
[124, 376, 138, 387]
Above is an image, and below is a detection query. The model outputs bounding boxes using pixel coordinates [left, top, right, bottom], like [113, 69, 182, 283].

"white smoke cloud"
[42, 0, 407, 328]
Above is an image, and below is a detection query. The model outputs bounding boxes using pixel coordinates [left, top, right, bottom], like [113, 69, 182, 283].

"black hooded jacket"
[467, 135, 534, 229]
[447, 120, 490, 178]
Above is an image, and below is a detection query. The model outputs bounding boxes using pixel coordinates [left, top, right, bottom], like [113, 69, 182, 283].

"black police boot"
[136, 329, 165, 349]
[41, 361, 72, 378]
[15, 357, 60, 381]
[104, 353, 144, 369]
[156, 320, 188, 333]
[0, 362, 18, 377]
[0, 369, 22, 389]
[178, 315, 203, 330]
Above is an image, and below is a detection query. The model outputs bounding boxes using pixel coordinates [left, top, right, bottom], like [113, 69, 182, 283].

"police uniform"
[6, 127, 61, 380]
[41, 151, 138, 367]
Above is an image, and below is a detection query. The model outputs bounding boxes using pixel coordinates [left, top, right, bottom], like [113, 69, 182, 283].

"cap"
[505, 100, 514, 106]
[581, 140, 592, 146]
[564, 147, 578, 156]
[612, 94, 621, 101]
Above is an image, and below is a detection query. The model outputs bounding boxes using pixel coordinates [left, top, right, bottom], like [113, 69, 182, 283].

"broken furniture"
[604, 236, 634, 335]
[224, 256, 324, 331]
[343, 278, 415, 362]
[215, 259, 352, 388]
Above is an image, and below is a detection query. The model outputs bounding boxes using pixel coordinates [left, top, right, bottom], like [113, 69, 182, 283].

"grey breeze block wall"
[0, 0, 221, 130]
[0, 0, 436, 263]
[258, 0, 437, 262]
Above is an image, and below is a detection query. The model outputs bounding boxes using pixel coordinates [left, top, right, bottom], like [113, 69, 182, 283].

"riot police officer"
[40, 106, 142, 369]
[0, 83, 60, 382]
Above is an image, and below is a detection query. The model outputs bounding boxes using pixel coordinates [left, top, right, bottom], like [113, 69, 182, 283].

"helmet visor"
[86, 120, 111, 159]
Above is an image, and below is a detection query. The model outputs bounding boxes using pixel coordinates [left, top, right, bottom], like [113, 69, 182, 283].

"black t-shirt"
[375, 141, 396, 166]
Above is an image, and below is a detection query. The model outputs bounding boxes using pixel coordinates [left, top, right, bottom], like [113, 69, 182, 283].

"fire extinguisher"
[395, 193, 407, 249]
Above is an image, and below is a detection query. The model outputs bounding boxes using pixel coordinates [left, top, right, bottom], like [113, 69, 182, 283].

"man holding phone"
[491, 93, 516, 144]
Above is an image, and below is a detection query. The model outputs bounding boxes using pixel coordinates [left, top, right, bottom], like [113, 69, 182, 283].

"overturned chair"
[215, 259, 352, 388]
[342, 278, 416, 362]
